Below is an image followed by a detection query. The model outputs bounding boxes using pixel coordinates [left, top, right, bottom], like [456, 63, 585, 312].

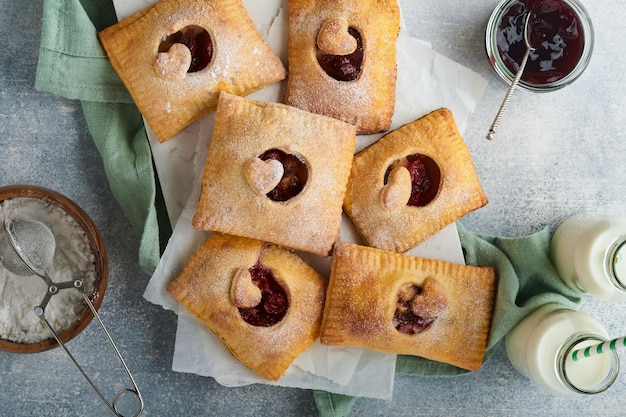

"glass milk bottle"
[550, 215, 626, 302]
[505, 305, 619, 397]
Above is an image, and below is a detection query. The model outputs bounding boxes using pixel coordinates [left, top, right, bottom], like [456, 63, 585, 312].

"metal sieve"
[0, 218, 144, 417]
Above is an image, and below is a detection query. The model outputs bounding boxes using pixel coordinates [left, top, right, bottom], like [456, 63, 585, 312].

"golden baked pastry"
[343, 108, 488, 253]
[166, 233, 327, 381]
[192, 92, 356, 257]
[284, 0, 400, 134]
[320, 241, 496, 371]
[98, 0, 286, 142]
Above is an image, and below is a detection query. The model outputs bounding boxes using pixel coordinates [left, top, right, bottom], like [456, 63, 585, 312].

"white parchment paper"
[112, 0, 488, 400]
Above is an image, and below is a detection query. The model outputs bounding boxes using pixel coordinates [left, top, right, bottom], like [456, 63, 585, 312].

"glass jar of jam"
[485, 0, 594, 92]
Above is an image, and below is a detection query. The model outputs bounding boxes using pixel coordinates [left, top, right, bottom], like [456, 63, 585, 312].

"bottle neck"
[605, 237, 626, 292]
[557, 334, 619, 395]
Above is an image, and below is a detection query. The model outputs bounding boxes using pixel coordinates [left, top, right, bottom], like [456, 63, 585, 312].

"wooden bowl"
[0, 185, 108, 353]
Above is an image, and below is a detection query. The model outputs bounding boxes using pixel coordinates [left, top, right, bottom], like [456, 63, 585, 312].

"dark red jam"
[496, 0, 585, 85]
[385, 154, 441, 207]
[159, 25, 213, 73]
[394, 310, 436, 335]
[393, 284, 436, 335]
[259, 149, 308, 202]
[238, 261, 288, 327]
[317, 27, 364, 82]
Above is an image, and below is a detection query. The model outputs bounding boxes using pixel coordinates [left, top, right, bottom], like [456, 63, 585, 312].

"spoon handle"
[486, 12, 534, 141]
[486, 46, 532, 141]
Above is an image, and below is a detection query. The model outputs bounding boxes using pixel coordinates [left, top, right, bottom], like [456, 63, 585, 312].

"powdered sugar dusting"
[284, 0, 399, 134]
[321, 242, 494, 370]
[167, 234, 326, 380]
[344, 109, 487, 253]
[193, 93, 355, 256]
[0, 198, 97, 343]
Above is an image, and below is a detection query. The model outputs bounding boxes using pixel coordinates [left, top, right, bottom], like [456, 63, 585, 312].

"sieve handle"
[36, 280, 144, 417]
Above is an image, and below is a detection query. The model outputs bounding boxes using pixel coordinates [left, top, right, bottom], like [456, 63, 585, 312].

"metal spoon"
[0, 218, 144, 417]
[486, 12, 535, 141]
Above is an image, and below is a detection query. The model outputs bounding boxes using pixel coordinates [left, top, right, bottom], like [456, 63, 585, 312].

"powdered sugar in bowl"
[0, 185, 108, 353]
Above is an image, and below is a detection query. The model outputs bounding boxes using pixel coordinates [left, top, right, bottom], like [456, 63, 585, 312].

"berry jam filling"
[159, 25, 214, 73]
[238, 261, 288, 327]
[259, 149, 308, 202]
[496, 0, 585, 85]
[316, 27, 364, 82]
[393, 284, 436, 335]
[385, 154, 441, 207]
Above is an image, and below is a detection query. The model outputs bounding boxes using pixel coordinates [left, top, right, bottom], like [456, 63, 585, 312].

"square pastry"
[192, 92, 356, 256]
[167, 233, 327, 381]
[284, 0, 400, 134]
[343, 108, 488, 253]
[321, 241, 496, 371]
[98, 0, 286, 142]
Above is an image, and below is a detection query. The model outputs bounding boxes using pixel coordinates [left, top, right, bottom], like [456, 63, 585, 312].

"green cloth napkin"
[34, 2, 584, 416]
[314, 223, 583, 417]
[35, 0, 169, 274]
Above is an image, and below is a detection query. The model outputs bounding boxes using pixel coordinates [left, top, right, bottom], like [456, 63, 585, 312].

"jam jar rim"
[485, 0, 595, 92]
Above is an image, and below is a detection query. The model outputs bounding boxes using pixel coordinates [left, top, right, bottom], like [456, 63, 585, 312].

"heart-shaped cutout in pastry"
[380, 166, 412, 211]
[245, 157, 285, 196]
[154, 43, 192, 80]
[231, 267, 262, 308]
[410, 278, 448, 320]
[239, 260, 289, 327]
[393, 278, 448, 335]
[317, 18, 358, 56]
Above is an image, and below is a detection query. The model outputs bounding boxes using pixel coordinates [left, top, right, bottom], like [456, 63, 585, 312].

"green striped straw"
[571, 336, 626, 362]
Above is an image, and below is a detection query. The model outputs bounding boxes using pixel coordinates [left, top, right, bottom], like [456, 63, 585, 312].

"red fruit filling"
[316, 27, 364, 82]
[496, 0, 585, 85]
[159, 25, 213, 73]
[260, 149, 308, 202]
[393, 284, 436, 335]
[385, 154, 441, 207]
[238, 261, 288, 327]
[394, 310, 436, 335]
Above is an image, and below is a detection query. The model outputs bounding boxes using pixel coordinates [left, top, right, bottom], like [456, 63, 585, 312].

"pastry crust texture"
[321, 241, 496, 371]
[98, 0, 286, 142]
[343, 108, 488, 253]
[166, 233, 327, 381]
[284, 0, 400, 134]
[192, 92, 356, 256]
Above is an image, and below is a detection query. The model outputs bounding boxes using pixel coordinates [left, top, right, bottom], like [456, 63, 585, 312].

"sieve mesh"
[0, 218, 56, 277]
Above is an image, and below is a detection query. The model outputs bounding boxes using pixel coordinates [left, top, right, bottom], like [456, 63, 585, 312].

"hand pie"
[192, 92, 356, 257]
[284, 0, 400, 134]
[343, 108, 488, 253]
[320, 241, 496, 371]
[166, 233, 327, 381]
[98, 0, 286, 142]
